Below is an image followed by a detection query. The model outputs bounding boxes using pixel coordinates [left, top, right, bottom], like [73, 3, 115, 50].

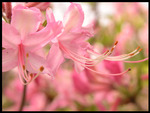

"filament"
[123, 57, 148, 63]
[59, 41, 131, 77]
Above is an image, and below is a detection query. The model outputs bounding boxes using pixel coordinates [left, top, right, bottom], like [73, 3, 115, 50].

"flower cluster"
[2, 2, 148, 85]
[2, 2, 148, 111]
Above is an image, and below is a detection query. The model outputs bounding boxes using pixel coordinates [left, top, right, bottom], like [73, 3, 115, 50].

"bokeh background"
[2, 2, 149, 111]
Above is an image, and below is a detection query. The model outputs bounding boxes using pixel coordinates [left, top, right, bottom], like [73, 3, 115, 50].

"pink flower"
[47, 2, 147, 77]
[2, 5, 61, 84]
[47, 3, 94, 73]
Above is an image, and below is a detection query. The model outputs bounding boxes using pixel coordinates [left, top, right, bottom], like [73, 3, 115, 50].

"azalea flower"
[49, 2, 146, 77]
[2, 2, 148, 85]
[2, 5, 62, 84]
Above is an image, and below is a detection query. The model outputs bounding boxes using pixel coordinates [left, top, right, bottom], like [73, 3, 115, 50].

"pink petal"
[46, 8, 55, 24]
[59, 32, 93, 45]
[2, 48, 18, 72]
[71, 21, 94, 37]
[23, 25, 53, 52]
[46, 44, 64, 76]
[2, 21, 20, 49]
[103, 60, 124, 84]
[72, 70, 91, 94]
[63, 3, 84, 32]
[11, 5, 42, 37]
[103, 60, 124, 74]
[23, 8, 62, 51]
[46, 8, 63, 43]
[25, 51, 50, 75]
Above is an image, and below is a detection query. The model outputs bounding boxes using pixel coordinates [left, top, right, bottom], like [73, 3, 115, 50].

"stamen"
[60, 44, 108, 66]
[39, 66, 44, 72]
[18, 66, 31, 85]
[129, 53, 135, 56]
[104, 46, 142, 61]
[83, 65, 131, 77]
[136, 46, 140, 50]
[108, 41, 118, 55]
[123, 57, 148, 63]
[26, 53, 29, 57]
[59, 41, 131, 77]
[128, 68, 131, 71]
[104, 50, 110, 55]
[111, 47, 114, 52]
[114, 41, 118, 45]
[88, 41, 118, 57]
[28, 71, 42, 83]
[59, 41, 116, 67]
[30, 73, 33, 78]
[23, 65, 25, 70]
[107, 46, 141, 58]
[138, 48, 142, 52]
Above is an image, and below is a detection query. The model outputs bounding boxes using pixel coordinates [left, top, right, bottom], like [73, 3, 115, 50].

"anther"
[23, 65, 25, 70]
[136, 46, 140, 50]
[138, 48, 143, 52]
[111, 47, 114, 52]
[128, 68, 131, 71]
[39, 66, 44, 72]
[114, 41, 118, 45]
[104, 50, 109, 55]
[129, 53, 135, 56]
[30, 73, 33, 77]
[26, 53, 29, 57]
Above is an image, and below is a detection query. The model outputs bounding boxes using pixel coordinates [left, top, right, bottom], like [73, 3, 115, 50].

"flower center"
[17, 44, 45, 85]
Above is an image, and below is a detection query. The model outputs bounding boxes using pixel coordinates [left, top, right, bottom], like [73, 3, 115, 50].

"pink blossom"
[47, 3, 143, 77]
[2, 2, 147, 85]
[2, 5, 61, 84]
[47, 3, 94, 73]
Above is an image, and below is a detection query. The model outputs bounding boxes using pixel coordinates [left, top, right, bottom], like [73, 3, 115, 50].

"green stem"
[19, 85, 27, 111]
